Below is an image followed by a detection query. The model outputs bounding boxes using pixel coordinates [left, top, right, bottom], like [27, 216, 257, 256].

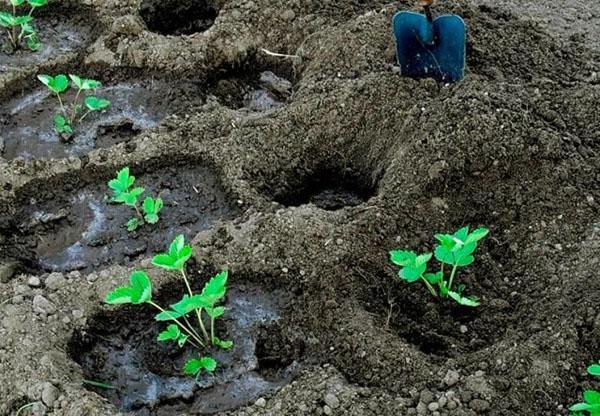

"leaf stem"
[148, 301, 205, 347]
[420, 276, 437, 297]
[55, 92, 67, 117]
[180, 269, 210, 343]
[12, 4, 17, 49]
[70, 88, 82, 123]
[210, 316, 215, 342]
[78, 109, 92, 123]
[448, 264, 459, 293]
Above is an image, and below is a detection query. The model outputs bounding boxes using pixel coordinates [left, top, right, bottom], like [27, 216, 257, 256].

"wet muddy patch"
[3, 164, 237, 272]
[0, 78, 205, 160]
[70, 285, 300, 414]
[139, 0, 219, 36]
[0, 13, 92, 72]
[273, 168, 376, 210]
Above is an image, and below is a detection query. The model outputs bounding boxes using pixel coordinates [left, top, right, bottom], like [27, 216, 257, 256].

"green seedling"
[389, 226, 489, 307]
[0, 0, 47, 52]
[105, 235, 233, 378]
[570, 363, 600, 415]
[107, 167, 163, 232]
[37, 73, 111, 140]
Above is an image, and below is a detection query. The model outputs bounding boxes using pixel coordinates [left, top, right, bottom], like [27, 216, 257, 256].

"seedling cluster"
[389, 226, 489, 307]
[0, 0, 46, 52]
[37, 74, 110, 140]
[106, 234, 232, 378]
[571, 363, 600, 415]
[108, 167, 163, 232]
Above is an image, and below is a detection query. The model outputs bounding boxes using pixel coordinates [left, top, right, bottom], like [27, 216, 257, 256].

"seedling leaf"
[126, 217, 140, 231]
[38, 74, 68, 94]
[183, 356, 217, 376]
[28, 0, 48, 7]
[105, 271, 152, 305]
[589, 365, 600, 376]
[85, 96, 110, 111]
[213, 337, 233, 349]
[152, 235, 192, 271]
[448, 291, 479, 307]
[143, 197, 163, 224]
[201, 271, 228, 303]
[105, 287, 133, 304]
[155, 309, 184, 321]
[157, 324, 181, 341]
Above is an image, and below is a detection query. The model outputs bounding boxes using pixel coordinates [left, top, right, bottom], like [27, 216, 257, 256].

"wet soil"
[0, 12, 93, 72]
[2, 164, 237, 272]
[0, 0, 599, 415]
[70, 285, 299, 414]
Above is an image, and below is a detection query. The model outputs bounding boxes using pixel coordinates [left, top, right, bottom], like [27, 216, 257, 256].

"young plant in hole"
[105, 234, 233, 378]
[37, 74, 110, 140]
[0, 0, 46, 52]
[570, 362, 600, 415]
[389, 226, 489, 307]
[107, 166, 163, 232]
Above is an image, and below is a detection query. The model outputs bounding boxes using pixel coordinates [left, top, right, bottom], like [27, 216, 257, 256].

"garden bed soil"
[0, 0, 599, 415]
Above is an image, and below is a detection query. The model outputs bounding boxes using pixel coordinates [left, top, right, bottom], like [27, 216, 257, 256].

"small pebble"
[28, 277, 41, 287]
[255, 398, 266, 407]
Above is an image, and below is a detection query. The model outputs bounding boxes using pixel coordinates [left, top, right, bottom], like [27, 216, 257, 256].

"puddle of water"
[76, 288, 297, 414]
[10, 166, 236, 272]
[0, 17, 88, 72]
[0, 80, 198, 160]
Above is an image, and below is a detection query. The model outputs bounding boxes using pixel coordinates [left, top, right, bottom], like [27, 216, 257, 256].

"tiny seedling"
[37, 74, 110, 140]
[0, 0, 47, 52]
[105, 235, 233, 378]
[107, 166, 163, 232]
[389, 226, 489, 307]
[570, 363, 600, 415]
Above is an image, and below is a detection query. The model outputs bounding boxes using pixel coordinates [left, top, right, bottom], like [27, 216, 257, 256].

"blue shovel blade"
[393, 11, 466, 82]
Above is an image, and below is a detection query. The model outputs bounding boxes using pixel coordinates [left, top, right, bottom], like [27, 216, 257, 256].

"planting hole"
[69, 286, 299, 414]
[274, 169, 376, 210]
[2, 165, 237, 273]
[139, 0, 218, 35]
[0, 79, 204, 161]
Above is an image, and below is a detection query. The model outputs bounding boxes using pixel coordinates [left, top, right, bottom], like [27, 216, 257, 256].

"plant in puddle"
[107, 166, 163, 232]
[105, 234, 232, 378]
[37, 73, 110, 140]
[389, 226, 489, 307]
[570, 363, 600, 415]
[0, 0, 47, 52]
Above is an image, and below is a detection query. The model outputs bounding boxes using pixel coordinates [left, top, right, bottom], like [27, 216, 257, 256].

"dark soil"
[1, 164, 237, 272]
[69, 284, 300, 414]
[139, 0, 219, 35]
[0, 0, 599, 415]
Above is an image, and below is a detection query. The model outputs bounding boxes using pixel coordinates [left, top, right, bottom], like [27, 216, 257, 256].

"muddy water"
[0, 80, 200, 160]
[76, 287, 297, 414]
[8, 165, 236, 272]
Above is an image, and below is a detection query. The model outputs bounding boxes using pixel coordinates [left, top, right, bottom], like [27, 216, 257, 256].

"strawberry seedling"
[570, 363, 600, 415]
[389, 226, 489, 307]
[0, 0, 46, 52]
[107, 167, 163, 232]
[105, 235, 232, 378]
[37, 74, 110, 140]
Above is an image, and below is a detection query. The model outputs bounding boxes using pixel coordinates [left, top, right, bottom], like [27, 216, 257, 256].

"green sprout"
[389, 226, 489, 307]
[105, 235, 232, 378]
[107, 167, 163, 232]
[0, 0, 47, 52]
[570, 363, 600, 415]
[37, 74, 111, 140]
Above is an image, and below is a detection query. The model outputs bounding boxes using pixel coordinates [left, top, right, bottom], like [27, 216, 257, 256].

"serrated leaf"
[0, 12, 15, 27]
[155, 309, 184, 321]
[201, 271, 228, 303]
[589, 365, 600, 376]
[455, 255, 474, 267]
[69, 74, 83, 89]
[14, 15, 32, 25]
[434, 233, 457, 249]
[157, 324, 181, 341]
[570, 403, 592, 412]
[424, 272, 442, 284]
[38, 74, 69, 94]
[183, 356, 217, 376]
[400, 264, 426, 283]
[177, 334, 189, 347]
[584, 390, 600, 404]
[448, 291, 479, 307]
[26, 34, 40, 51]
[85, 96, 110, 111]
[170, 294, 211, 315]
[389, 250, 416, 267]
[129, 271, 152, 303]
[105, 286, 133, 304]
[434, 245, 454, 265]
[152, 253, 177, 270]
[120, 187, 144, 207]
[213, 337, 233, 349]
[126, 217, 140, 231]
[465, 227, 489, 244]
[28, 0, 48, 7]
[173, 245, 192, 269]
[454, 226, 469, 242]
[415, 253, 432, 266]
[206, 306, 225, 319]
